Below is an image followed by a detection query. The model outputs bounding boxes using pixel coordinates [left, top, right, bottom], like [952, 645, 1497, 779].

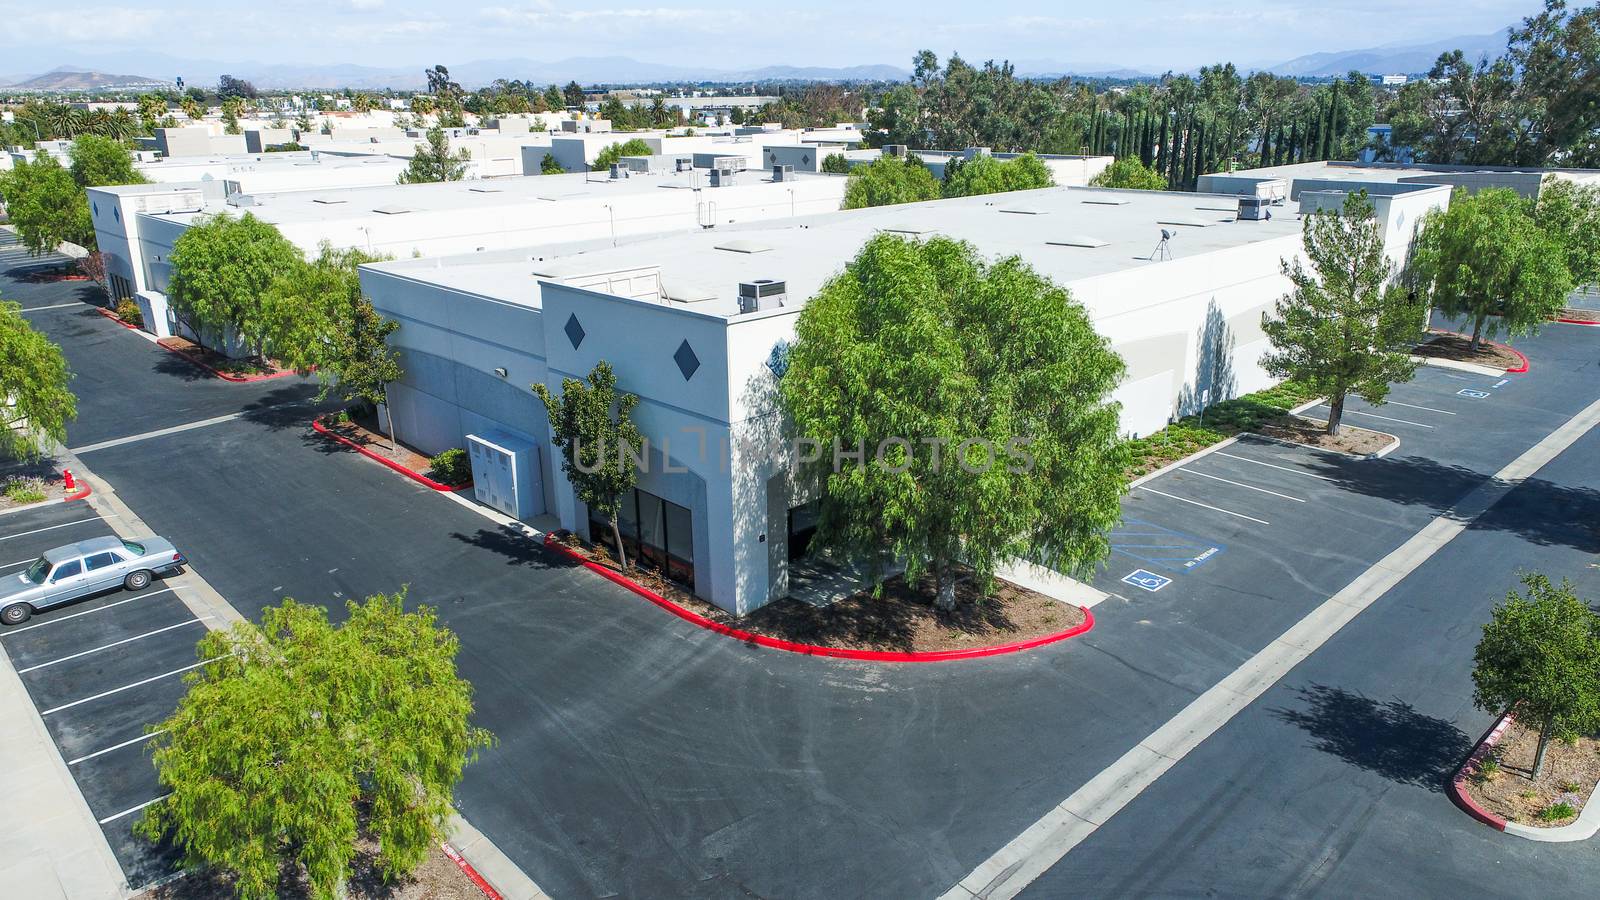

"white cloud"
[348, 0, 386, 9]
[0, 7, 159, 43]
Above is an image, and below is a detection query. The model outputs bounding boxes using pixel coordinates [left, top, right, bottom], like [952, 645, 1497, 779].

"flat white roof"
[370, 185, 1302, 317]
[1219, 159, 1600, 183]
[151, 167, 839, 229]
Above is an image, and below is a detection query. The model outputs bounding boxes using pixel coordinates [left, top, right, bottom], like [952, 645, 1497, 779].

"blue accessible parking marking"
[1122, 569, 1172, 592]
[1109, 517, 1226, 574]
[1457, 388, 1491, 399]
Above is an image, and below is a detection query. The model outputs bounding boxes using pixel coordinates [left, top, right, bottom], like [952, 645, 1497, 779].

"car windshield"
[120, 540, 145, 556]
[22, 558, 50, 585]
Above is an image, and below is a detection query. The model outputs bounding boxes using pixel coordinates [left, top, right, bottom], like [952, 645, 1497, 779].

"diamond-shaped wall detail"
[765, 340, 792, 379]
[674, 339, 701, 380]
[563, 313, 586, 349]
[801, 153, 811, 165]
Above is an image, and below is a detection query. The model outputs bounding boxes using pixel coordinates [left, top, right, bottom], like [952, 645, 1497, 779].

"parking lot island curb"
[1449, 712, 1600, 842]
[311, 417, 471, 493]
[541, 534, 1095, 662]
[0, 480, 92, 520]
[442, 842, 504, 900]
[1554, 315, 1600, 326]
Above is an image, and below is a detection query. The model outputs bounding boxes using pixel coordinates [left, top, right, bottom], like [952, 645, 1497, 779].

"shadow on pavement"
[1270, 684, 1471, 792]
[451, 525, 571, 571]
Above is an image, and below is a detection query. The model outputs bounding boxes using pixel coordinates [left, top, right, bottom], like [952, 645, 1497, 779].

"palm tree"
[352, 93, 374, 114]
[180, 98, 204, 122]
[410, 95, 435, 117]
[106, 109, 138, 141]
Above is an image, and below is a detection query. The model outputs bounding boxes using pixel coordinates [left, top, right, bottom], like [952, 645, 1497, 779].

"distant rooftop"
[369, 185, 1302, 319]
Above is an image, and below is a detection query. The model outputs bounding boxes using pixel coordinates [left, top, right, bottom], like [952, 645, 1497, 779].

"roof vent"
[738, 279, 787, 314]
[715, 239, 773, 254]
[1081, 196, 1131, 206]
[1047, 235, 1109, 248]
[373, 205, 413, 215]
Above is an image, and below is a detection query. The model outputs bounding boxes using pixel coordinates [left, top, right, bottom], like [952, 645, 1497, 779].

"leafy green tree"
[1088, 157, 1167, 191]
[780, 234, 1128, 610]
[540, 153, 565, 175]
[821, 152, 850, 175]
[941, 153, 1054, 199]
[532, 362, 645, 570]
[591, 138, 653, 171]
[263, 244, 400, 427]
[68, 134, 148, 188]
[137, 591, 492, 900]
[1473, 573, 1600, 778]
[398, 126, 470, 184]
[1261, 191, 1423, 435]
[0, 299, 76, 460]
[0, 153, 94, 254]
[563, 81, 585, 109]
[1531, 176, 1600, 289]
[842, 156, 941, 209]
[1410, 187, 1572, 350]
[220, 98, 242, 135]
[544, 85, 564, 111]
[167, 212, 305, 355]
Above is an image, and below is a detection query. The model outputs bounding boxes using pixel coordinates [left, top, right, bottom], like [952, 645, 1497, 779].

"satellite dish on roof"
[1151, 229, 1176, 261]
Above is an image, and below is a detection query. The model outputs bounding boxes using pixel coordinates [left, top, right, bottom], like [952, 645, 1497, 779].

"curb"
[311, 417, 470, 493]
[0, 479, 92, 519]
[1127, 395, 1326, 489]
[156, 341, 297, 383]
[442, 842, 504, 900]
[1449, 712, 1512, 831]
[541, 534, 1095, 662]
[94, 307, 142, 332]
[1504, 346, 1529, 374]
[1554, 317, 1600, 327]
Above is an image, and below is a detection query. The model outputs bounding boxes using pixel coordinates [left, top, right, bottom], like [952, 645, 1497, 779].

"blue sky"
[0, 0, 1538, 74]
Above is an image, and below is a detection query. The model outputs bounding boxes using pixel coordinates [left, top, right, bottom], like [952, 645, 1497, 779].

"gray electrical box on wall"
[467, 431, 544, 520]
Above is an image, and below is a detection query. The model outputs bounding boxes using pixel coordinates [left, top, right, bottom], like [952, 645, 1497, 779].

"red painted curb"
[1448, 712, 1512, 832]
[1503, 345, 1529, 374]
[441, 842, 504, 900]
[311, 417, 470, 493]
[157, 342, 297, 382]
[63, 481, 92, 503]
[1554, 317, 1600, 327]
[542, 534, 1096, 662]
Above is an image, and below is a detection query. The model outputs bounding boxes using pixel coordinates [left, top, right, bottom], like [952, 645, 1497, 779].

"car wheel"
[124, 570, 152, 591]
[1, 604, 32, 626]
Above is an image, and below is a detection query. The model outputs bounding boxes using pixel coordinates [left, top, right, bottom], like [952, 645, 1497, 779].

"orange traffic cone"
[62, 469, 76, 491]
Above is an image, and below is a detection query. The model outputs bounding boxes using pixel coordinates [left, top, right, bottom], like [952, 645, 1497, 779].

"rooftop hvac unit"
[772, 164, 794, 182]
[709, 168, 734, 187]
[675, 156, 694, 172]
[609, 163, 623, 179]
[884, 144, 907, 157]
[226, 193, 256, 207]
[737, 279, 787, 314]
[1237, 196, 1272, 221]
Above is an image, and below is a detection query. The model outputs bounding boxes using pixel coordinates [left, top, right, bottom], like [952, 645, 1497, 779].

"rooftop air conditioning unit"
[609, 163, 622, 179]
[675, 156, 694, 172]
[772, 164, 794, 182]
[226, 193, 256, 207]
[884, 144, 907, 157]
[1237, 196, 1272, 221]
[737, 279, 787, 313]
[709, 168, 735, 187]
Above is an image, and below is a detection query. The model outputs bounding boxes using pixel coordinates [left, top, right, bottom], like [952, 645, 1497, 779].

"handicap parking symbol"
[1122, 569, 1173, 592]
[1457, 388, 1491, 399]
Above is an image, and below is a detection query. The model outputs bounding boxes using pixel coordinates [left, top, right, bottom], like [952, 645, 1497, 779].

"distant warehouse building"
[358, 178, 1449, 617]
[87, 167, 848, 340]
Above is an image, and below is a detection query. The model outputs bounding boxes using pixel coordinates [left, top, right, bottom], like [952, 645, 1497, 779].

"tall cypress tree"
[1156, 113, 1169, 173]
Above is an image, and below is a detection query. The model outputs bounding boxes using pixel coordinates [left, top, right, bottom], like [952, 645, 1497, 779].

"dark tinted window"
[50, 560, 82, 582]
[86, 552, 121, 571]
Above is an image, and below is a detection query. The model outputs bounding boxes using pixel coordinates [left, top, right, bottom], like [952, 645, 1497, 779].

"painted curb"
[156, 341, 298, 383]
[1504, 345, 1529, 374]
[0, 480, 92, 519]
[94, 306, 142, 332]
[542, 534, 1095, 662]
[1554, 317, 1600, 327]
[1127, 396, 1327, 490]
[311, 416, 470, 493]
[1449, 712, 1512, 831]
[442, 842, 505, 900]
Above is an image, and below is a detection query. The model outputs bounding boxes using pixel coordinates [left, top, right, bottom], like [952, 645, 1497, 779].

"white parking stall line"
[0, 516, 104, 543]
[41, 656, 224, 716]
[1, 557, 35, 570]
[1177, 469, 1305, 503]
[1133, 486, 1270, 525]
[1214, 451, 1339, 482]
[1, 588, 176, 636]
[1333, 407, 1434, 428]
[17, 617, 211, 674]
[19, 302, 86, 313]
[98, 794, 170, 825]
[68, 729, 168, 766]
[1381, 399, 1456, 415]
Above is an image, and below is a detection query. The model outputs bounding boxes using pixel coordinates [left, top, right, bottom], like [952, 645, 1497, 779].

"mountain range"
[0, 30, 1514, 92]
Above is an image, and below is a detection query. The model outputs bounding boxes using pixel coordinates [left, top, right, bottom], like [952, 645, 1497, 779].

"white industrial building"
[357, 176, 1449, 617]
[87, 166, 849, 338]
[1199, 159, 1600, 201]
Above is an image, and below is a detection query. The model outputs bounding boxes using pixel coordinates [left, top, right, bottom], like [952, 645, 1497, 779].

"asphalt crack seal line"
[940, 393, 1600, 900]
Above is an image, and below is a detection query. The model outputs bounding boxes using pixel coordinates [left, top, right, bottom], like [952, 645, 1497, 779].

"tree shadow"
[1270, 684, 1472, 791]
[235, 384, 327, 431]
[1177, 299, 1237, 417]
[1255, 440, 1600, 554]
[450, 525, 569, 571]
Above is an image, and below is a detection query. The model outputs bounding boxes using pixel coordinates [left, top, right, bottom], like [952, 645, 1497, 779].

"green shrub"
[1537, 801, 1578, 821]
[430, 447, 471, 485]
[1473, 757, 1502, 783]
[114, 298, 143, 327]
[1124, 379, 1319, 478]
[3, 475, 48, 504]
[1559, 779, 1582, 793]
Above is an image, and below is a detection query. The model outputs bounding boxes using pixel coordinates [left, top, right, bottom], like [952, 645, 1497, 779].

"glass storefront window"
[588, 488, 695, 592]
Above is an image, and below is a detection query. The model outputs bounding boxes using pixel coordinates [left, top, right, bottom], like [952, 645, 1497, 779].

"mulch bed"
[322, 412, 468, 487]
[136, 840, 483, 900]
[156, 335, 287, 378]
[554, 535, 1084, 653]
[1557, 307, 1600, 323]
[1462, 720, 1600, 828]
[1413, 329, 1523, 370]
[1256, 415, 1396, 457]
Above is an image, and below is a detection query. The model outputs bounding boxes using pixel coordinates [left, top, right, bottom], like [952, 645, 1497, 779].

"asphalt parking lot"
[0, 499, 192, 890]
